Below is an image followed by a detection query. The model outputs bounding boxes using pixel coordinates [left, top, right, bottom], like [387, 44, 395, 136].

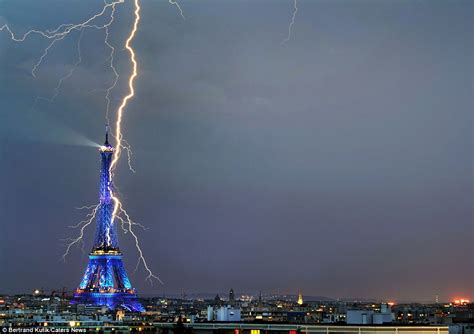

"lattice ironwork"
[71, 131, 144, 312]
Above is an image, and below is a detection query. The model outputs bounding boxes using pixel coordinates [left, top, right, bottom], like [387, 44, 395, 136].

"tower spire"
[105, 124, 110, 146]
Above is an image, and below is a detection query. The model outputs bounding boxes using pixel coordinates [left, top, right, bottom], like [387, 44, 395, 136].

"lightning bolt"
[1, 0, 187, 285]
[62, 204, 100, 260]
[104, 0, 120, 124]
[0, 1, 122, 42]
[169, 0, 185, 20]
[106, 0, 164, 284]
[282, 0, 298, 45]
[109, 0, 139, 173]
[35, 29, 84, 105]
[112, 198, 162, 284]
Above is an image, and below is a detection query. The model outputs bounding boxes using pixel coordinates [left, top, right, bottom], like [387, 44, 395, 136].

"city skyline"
[0, 0, 472, 302]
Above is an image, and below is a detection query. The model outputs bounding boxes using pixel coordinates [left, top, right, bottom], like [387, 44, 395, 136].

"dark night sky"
[0, 0, 472, 302]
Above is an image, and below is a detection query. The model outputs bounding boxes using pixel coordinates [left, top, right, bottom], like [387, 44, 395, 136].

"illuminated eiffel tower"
[71, 130, 144, 312]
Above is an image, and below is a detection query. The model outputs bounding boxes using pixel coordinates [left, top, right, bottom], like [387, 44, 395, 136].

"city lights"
[453, 299, 470, 305]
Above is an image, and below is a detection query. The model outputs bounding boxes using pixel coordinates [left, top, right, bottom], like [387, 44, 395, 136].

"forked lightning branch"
[0, 0, 185, 285]
[0, 0, 298, 311]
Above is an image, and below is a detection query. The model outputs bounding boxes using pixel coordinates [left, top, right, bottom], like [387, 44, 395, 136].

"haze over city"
[0, 0, 472, 303]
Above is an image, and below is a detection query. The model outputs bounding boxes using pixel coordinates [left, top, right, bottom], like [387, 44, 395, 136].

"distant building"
[216, 306, 241, 322]
[449, 324, 474, 334]
[214, 294, 222, 305]
[207, 305, 241, 322]
[229, 289, 235, 306]
[347, 304, 394, 325]
[297, 293, 303, 305]
[347, 310, 375, 324]
[207, 306, 214, 321]
[373, 304, 394, 324]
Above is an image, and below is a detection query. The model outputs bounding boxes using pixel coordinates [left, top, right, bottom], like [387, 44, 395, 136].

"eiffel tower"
[71, 129, 144, 312]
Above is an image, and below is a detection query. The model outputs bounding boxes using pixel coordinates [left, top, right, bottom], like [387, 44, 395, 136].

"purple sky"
[0, 0, 472, 302]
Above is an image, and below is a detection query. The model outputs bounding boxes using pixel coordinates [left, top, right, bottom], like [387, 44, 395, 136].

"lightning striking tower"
[71, 129, 144, 312]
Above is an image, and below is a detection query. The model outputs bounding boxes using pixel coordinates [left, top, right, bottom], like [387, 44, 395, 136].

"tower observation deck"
[71, 130, 144, 312]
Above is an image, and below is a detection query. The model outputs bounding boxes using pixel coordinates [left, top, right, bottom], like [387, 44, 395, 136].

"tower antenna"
[105, 124, 110, 146]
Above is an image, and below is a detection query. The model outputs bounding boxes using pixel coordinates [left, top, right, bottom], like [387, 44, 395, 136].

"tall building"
[70, 130, 144, 312]
[258, 292, 263, 308]
[229, 289, 235, 305]
[297, 293, 303, 305]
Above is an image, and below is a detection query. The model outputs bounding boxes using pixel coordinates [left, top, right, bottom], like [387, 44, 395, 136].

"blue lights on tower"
[92, 131, 119, 251]
[71, 129, 144, 312]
